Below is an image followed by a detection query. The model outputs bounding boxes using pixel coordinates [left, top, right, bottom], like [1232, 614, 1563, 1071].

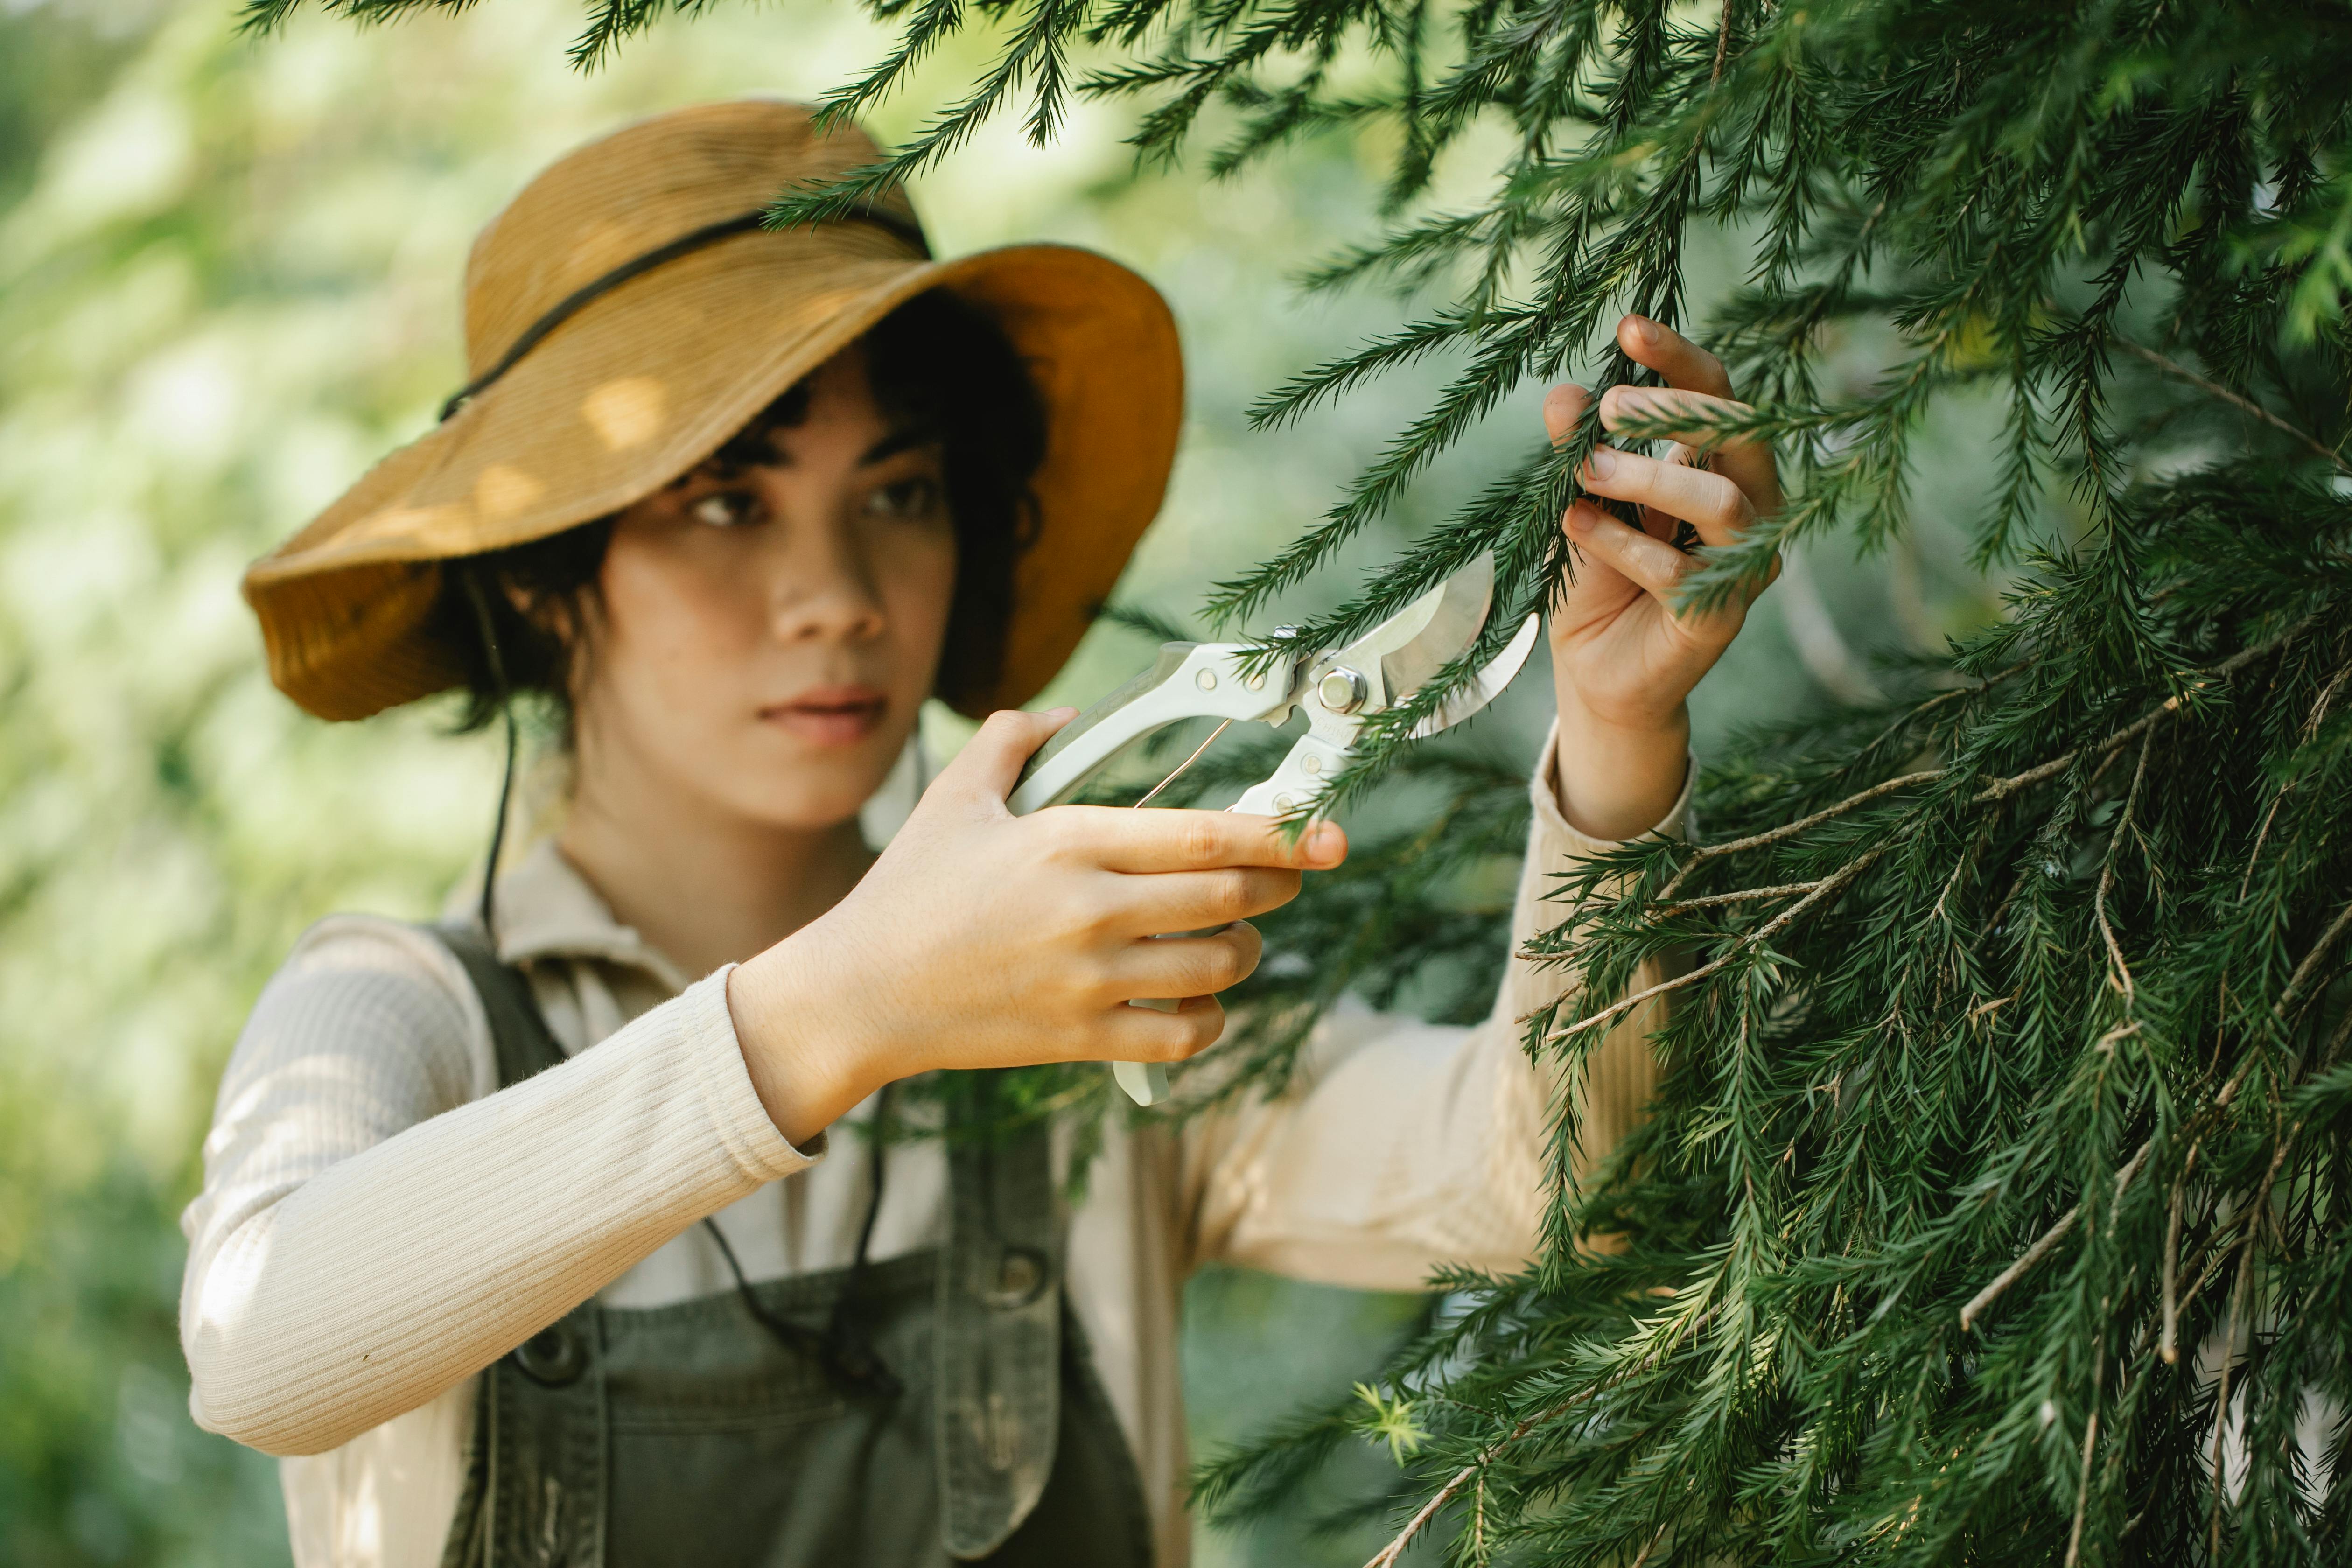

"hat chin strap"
[459, 570, 521, 943]
[439, 203, 933, 422]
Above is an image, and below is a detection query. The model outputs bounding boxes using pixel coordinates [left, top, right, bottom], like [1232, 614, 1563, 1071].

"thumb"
[936, 707, 1078, 806]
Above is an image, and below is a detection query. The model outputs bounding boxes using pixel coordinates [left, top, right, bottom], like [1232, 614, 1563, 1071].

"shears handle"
[1008, 643, 1294, 1106]
[1228, 731, 1353, 817]
[1008, 643, 1288, 816]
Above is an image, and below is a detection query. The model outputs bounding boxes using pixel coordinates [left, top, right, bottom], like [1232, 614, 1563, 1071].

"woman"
[181, 99, 1778, 1568]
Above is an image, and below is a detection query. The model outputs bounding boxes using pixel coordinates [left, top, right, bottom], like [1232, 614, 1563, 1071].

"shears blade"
[1333, 552, 1495, 708]
[1408, 613, 1541, 738]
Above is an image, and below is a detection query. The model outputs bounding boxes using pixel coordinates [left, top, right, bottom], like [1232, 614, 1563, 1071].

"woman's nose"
[763, 522, 888, 645]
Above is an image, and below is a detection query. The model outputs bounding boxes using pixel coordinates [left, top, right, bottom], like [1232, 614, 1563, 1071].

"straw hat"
[243, 99, 1183, 721]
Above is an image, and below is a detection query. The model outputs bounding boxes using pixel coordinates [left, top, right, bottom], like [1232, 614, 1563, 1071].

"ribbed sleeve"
[1176, 721, 1689, 1287]
[179, 917, 818, 1457]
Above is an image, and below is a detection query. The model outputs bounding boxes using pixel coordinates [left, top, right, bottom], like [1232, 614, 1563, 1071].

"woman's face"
[575, 348, 958, 833]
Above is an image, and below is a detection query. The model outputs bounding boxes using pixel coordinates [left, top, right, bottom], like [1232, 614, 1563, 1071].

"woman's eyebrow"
[860, 426, 940, 466]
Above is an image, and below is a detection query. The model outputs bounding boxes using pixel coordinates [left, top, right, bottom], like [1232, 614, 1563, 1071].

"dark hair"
[436, 289, 1046, 736]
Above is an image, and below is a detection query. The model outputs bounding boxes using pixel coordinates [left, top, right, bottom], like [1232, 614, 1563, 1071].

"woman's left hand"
[1542, 315, 1782, 840]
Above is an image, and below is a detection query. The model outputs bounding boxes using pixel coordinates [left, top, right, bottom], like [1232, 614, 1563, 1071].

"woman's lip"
[760, 689, 888, 747]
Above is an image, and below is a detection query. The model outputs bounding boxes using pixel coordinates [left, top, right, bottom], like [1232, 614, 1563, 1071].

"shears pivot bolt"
[1316, 666, 1368, 714]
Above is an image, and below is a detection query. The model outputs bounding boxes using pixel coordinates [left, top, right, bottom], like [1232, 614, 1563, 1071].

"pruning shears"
[1008, 553, 1543, 1106]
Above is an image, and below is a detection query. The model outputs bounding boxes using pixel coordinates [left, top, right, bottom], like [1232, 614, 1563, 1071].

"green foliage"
[268, 0, 2352, 1559]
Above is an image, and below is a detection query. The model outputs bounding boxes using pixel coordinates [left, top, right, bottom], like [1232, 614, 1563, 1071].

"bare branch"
[1959, 1204, 2079, 1332]
[1552, 847, 1889, 1043]
[2276, 898, 2352, 1021]
[1961, 1141, 2154, 1332]
[2062, 1338, 2106, 1568]
[1657, 773, 1938, 900]
[2095, 727, 2157, 1004]
[2113, 336, 2352, 476]
[1652, 878, 1827, 916]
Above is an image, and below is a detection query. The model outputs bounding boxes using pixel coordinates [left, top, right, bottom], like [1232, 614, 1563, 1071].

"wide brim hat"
[243, 98, 1183, 721]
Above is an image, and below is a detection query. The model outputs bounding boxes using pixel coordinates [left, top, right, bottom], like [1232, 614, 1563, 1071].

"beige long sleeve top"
[179, 724, 1685, 1568]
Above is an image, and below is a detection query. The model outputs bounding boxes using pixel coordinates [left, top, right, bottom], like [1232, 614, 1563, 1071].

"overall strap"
[421, 921, 604, 1568]
[430, 921, 566, 1090]
[937, 1078, 1064, 1559]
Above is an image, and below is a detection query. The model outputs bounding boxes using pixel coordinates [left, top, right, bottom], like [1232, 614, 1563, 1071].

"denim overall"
[429, 926, 1155, 1567]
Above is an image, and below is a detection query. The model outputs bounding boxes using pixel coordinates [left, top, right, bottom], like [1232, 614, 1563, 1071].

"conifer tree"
[251, 0, 2352, 1558]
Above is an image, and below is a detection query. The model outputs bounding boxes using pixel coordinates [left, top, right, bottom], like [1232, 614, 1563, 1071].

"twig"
[1974, 750, 2078, 802]
[2208, 1247, 2253, 1556]
[1972, 619, 2310, 803]
[2239, 660, 2352, 901]
[1657, 622, 2304, 911]
[2095, 727, 2156, 1005]
[2159, 1140, 2200, 1365]
[1357, 1307, 1717, 1568]
[2112, 336, 2352, 476]
[1960, 1205, 2078, 1332]
[1552, 847, 1888, 1043]
[2275, 897, 2352, 1021]
[1656, 773, 1936, 900]
[1960, 1141, 2153, 1332]
[1966, 993, 2015, 1025]
[2171, 1226, 2237, 1331]
[1360, 1394, 1573, 1568]
[2062, 1337, 2106, 1568]
[1652, 878, 1826, 916]
[1710, 0, 1735, 84]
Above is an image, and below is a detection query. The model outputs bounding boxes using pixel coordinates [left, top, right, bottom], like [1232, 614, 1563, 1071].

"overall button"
[988, 1247, 1048, 1307]
[512, 1321, 588, 1387]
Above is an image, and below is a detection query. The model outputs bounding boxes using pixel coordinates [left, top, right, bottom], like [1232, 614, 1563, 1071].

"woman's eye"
[691, 491, 760, 528]
[866, 477, 943, 520]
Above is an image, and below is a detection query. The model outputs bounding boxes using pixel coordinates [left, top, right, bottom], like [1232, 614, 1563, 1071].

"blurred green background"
[0, 1, 2007, 1562]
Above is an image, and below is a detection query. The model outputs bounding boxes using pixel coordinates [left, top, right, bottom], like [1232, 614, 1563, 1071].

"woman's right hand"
[725, 708, 1348, 1145]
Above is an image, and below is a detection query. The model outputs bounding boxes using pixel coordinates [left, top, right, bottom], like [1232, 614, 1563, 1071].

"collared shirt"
[179, 725, 1686, 1568]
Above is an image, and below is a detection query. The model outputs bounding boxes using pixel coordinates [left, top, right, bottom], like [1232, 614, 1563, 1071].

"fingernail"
[1565, 501, 1600, 533]
[1628, 315, 1658, 344]
[1586, 448, 1618, 480]
[1046, 706, 1078, 719]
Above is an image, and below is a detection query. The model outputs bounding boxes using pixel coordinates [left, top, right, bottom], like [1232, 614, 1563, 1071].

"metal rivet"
[991, 1247, 1047, 1306]
[1245, 671, 1266, 691]
[1274, 793, 1296, 811]
[1301, 755, 1322, 775]
[1317, 666, 1367, 714]
[513, 1322, 588, 1387]
[1196, 669, 1218, 691]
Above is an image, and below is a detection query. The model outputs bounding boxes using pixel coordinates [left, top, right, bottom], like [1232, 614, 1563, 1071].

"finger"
[1617, 315, 1733, 398]
[1542, 383, 1590, 448]
[946, 707, 1079, 804]
[1114, 867, 1304, 934]
[1599, 385, 1780, 514]
[1091, 994, 1229, 1064]
[1052, 806, 1348, 875]
[1554, 497, 1643, 616]
[1580, 444, 1757, 548]
[1565, 502, 1706, 603]
[1112, 923, 1265, 1002]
